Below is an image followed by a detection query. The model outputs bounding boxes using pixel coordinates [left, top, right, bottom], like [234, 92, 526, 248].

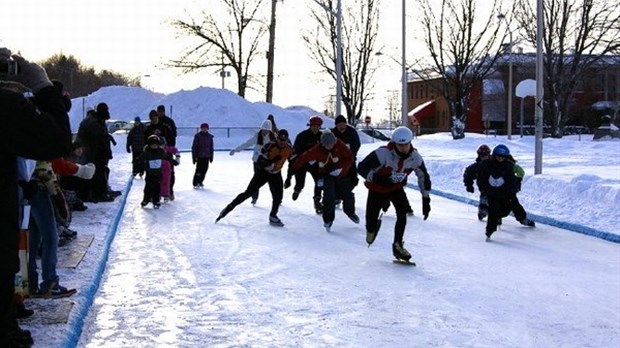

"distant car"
[106, 120, 132, 134]
[360, 128, 391, 141]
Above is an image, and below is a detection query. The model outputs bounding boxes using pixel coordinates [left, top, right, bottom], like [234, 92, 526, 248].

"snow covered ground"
[18, 86, 620, 347]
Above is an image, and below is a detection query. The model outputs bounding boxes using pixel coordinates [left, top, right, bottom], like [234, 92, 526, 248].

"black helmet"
[476, 144, 491, 157]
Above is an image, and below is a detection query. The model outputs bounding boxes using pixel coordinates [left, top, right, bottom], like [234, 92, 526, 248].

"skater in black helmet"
[463, 144, 492, 220]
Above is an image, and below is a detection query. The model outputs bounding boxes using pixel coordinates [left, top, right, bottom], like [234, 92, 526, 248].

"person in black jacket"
[156, 105, 177, 147]
[1, 48, 72, 348]
[463, 144, 492, 220]
[477, 144, 534, 241]
[126, 116, 146, 177]
[331, 115, 361, 188]
[285, 115, 324, 214]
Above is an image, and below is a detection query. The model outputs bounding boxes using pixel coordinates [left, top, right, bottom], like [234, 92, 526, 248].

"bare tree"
[416, 0, 508, 139]
[515, 0, 620, 137]
[168, 0, 268, 98]
[302, 0, 380, 125]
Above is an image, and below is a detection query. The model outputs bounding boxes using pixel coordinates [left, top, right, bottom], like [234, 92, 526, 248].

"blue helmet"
[492, 144, 510, 157]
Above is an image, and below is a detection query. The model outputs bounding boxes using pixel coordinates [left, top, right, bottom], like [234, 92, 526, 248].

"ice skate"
[346, 213, 360, 224]
[324, 221, 333, 232]
[392, 241, 412, 261]
[520, 218, 536, 227]
[216, 205, 232, 223]
[269, 215, 284, 227]
[292, 190, 300, 201]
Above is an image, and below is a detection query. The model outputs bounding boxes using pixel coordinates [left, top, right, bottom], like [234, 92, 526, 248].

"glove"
[329, 168, 342, 176]
[126, 147, 131, 154]
[229, 149, 235, 156]
[74, 163, 96, 180]
[192, 157, 196, 164]
[174, 155, 181, 166]
[209, 157, 213, 163]
[422, 197, 431, 220]
[466, 185, 474, 193]
[9, 55, 53, 93]
[284, 177, 291, 189]
[374, 174, 393, 187]
[331, 156, 339, 163]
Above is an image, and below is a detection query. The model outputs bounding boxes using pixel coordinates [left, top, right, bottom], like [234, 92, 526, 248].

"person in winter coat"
[156, 105, 177, 147]
[139, 135, 172, 208]
[75, 103, 114, 202]
[191, 123, 214, 188]
[145, 109, 173, 146]
[1, 48, 72, 347]
[216, 129, 294, 227]
[126, 116, 146, 177]
[477, 144, 535, 241]
[286, 115, 324, 214]
[463, 144, 492, 220]
[229, 119, 276, 204]
[331, 115, 361, 186]
[357, 126, 432, 262]
[161, 138, 180, 201]
[292, 130, 357, 231]
[505, 154, 536, 228]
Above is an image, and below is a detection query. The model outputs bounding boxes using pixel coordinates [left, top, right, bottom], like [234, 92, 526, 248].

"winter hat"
[134, 116, 141, 123]
[277, 129, 289, 141]
[335, 115, 347, 125]
[321, 130, 337, 147]
[200, 123, 209, 129]
[149, 110, 158, 119]
[96, 102, 110, 120]
[260, 119, 273, 130]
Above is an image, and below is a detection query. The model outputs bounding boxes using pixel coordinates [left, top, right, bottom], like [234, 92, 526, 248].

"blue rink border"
[406, 183, 620, 244]
[61, 174, 134, 348]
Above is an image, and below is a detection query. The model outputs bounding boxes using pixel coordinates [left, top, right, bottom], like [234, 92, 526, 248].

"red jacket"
[292, 139, 353, 178]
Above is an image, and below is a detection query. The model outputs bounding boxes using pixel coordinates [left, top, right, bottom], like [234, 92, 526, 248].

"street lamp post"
[534, 0, 544, 174]
[498, 13, 513, 140]
[335, 0, 343, 117]
[401, 0, 408, 127]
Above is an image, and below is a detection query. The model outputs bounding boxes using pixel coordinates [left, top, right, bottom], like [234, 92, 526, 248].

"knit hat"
[261, 119, 273, 130]
[335, 115, 347, 124]
[96, 102, 110, 120]
[200, 123, 209, 129]
[134, 116, 141, 123]
[321, 131, 337, 147]
[277, 129, 289, 141]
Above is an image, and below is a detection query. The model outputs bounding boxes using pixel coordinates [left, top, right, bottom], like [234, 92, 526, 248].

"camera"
[0, 58, 19, 75]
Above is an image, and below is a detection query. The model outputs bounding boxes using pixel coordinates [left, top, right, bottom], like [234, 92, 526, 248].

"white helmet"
[391, 126, 413, 144]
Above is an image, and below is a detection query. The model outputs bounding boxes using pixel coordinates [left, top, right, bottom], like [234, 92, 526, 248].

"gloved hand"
[174, 155, 181, 166]
[192, 157, 196, 165]
[229, 149, 235, 156]
[329, 168, 342, 176]
[374, 174, 393, 187]
[74, 163, 96, 180]
[466, 185, 474, 193]
[126, 147, 131, 154]
[9, 54, 53, 93]
[209, 157, 213, 163]
[331, 156, 339, 163]
[284, 177, 291, 189]
[422, 197, 431, 220]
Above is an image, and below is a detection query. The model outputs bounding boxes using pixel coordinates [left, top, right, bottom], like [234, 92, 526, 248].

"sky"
[1, 0, 417, 115]
[18, 86, 620, 347]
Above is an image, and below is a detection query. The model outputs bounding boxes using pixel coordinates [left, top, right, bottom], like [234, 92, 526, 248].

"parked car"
[106, 120, 132, 134]
[360, 128, 391, 141]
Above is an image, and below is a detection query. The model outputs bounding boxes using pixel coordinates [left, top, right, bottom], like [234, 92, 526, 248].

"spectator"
[1, 47, 72, 347]
[156, 105, 177, 147]
[126, 116, 146, 177]
[192, 123, 214, 188]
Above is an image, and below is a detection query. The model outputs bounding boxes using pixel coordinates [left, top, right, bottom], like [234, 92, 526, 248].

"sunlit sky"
[2, 0, 446, 115]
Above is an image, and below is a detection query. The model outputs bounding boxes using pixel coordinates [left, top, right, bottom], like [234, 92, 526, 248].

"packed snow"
[19, 86, 619, 347]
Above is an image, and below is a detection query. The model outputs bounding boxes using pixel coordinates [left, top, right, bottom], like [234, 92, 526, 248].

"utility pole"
[266, 0, 280, 103]
[335, 0, 343, 117]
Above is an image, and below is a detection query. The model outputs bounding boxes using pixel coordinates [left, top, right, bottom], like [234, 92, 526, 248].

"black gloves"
[466, 185, 474, 193]
[209, 157, 213, 163]
[192, 157, 196, 165]
[422, 197, 431, 220]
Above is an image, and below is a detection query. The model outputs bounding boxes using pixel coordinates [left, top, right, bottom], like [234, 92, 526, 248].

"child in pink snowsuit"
[161, 144, 180, 201]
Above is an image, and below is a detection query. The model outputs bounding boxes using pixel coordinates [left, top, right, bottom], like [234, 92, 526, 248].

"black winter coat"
[76, 114, 110, 162]
[126, 123, 146, 153]
[477, 157, 517, 197]
[1, 86, 72, 273]
[331, 124, 361, 157]
[292, 128, 321, 155]
[463, 158, 484, 191]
